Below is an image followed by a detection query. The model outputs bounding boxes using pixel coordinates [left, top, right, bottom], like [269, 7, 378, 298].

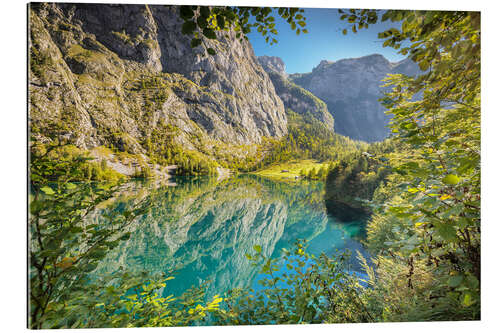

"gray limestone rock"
[29, 3, 287, 157]
[290, 54, 420, 142]
[258, 56, 334, 131]
[258, 55, 287, 77]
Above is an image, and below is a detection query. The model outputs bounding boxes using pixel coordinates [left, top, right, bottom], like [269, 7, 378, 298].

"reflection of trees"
[94, 175, 358, 298]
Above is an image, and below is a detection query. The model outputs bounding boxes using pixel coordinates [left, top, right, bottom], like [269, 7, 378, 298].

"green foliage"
[132, 162, 154, 179]
[324, 142, 394, 218]
[29, 154, 148, 328]
[253, 110, 366, 172]
[340, 9, 481, 319]
[70, 272, 224, 328]
[252, 159, 330, 182]
[213, 241, 373, 325]
[217, 237, 478, 324]
[30, 141, 125, 183]
[29, 146, 224, 328]
[364, 197, 413, 254]
[172, 149, 219, 176]
[179, 6, 308, 54]
[132, 116, 219, 177]
[303, 165, 331, 181]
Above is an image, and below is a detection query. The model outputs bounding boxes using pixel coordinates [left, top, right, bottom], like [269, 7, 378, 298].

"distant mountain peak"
[313, 54, 392, 72]
[257, 55, 334, 132]
[313, 60, 334, 71]
[361, 53, 386, 60]
[290, 54, 421, 142]
[257, 55, 287, 77]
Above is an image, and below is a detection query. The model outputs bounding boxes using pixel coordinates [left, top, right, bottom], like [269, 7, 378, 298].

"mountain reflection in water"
[93, 175, 369, 298]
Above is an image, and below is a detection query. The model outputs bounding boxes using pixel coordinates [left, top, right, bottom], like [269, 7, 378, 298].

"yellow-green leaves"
[224, 240, 367, 324]
[207, 295, 223, 311]
[343, 9, 481, 319]
[462, 292, 475, 307]
[442, 174, 460, 185]
[439, 194, 452, 200]
[181, 6, 307, 51]
[40, 186, 55, 195]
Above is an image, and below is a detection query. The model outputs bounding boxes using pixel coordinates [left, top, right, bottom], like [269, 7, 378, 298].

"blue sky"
[247, 8, 405, 74]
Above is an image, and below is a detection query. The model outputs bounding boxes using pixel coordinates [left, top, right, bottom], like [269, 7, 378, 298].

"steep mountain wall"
[290, 54, 420, 142]
[29, 3, 287, 156]
[258, 56, 334, 131]
[258, 55, 287, 77]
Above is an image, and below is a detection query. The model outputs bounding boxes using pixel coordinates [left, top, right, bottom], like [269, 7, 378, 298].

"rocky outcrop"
[290, 54, 420, 142]
[258, 56, 334, 131]
[258, 55, 287, 77]
[29, 3, 287, 156]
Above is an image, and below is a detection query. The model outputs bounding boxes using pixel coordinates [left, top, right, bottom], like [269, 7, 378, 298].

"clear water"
[94, 174, 369, 299]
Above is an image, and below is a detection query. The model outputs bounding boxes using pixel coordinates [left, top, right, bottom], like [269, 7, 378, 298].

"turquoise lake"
[93, 174, 369, 299]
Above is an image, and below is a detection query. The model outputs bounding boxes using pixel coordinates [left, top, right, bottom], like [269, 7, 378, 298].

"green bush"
[29, 153, 223, 328]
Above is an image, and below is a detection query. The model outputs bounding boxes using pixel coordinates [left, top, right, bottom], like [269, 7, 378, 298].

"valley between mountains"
[29, 3, 419, 180]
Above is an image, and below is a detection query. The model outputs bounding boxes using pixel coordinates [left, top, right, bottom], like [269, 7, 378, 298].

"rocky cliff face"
[29, 3, 286, 156]
[290, 54, 420, 142]
[258, 55, 287, 77]
[257, 56, 334, 131]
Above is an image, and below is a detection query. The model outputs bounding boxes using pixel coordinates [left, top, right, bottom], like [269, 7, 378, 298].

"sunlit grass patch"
[252, 159, 330, 181]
